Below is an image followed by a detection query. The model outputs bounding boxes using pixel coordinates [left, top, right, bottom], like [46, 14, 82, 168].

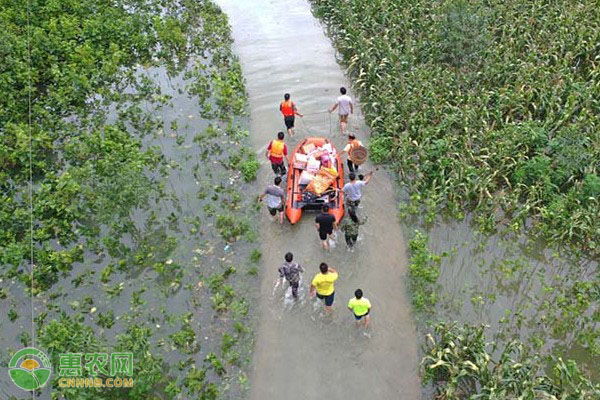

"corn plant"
[422, 323, 600, 399]
[310, 0, 600, 254]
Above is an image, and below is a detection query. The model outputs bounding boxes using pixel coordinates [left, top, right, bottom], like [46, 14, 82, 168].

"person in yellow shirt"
[347, 289, 371, 328]
[309, 263, 338, 312]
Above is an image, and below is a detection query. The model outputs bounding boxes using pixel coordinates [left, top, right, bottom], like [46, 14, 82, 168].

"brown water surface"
[214, 1, 421, 399]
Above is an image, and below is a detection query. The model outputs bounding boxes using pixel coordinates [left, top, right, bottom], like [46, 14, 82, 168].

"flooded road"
[214, 0, 420, 398]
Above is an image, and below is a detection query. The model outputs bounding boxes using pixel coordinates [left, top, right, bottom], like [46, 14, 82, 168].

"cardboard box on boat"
[295, 153, 308, 163]
[299, 170, 315, 185]
[302, 143, 316, 154]
[293, 153, 308, 169]
[306, 173, 333, 195]
[313, 150, 326, 160]
[307, 157, 320, 173]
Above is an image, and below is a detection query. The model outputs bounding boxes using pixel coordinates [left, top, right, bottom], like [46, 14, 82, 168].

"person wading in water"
[266, 131, 288, 177]
[342, 171, 373, 216]
[259, 176, 285, 224]
[278, 252, 304, 299]
[310, 262, 338, 313]
[315, 204, 337, 251]
[279, 93, 303, 137]
[329, 86, 353, 136]
[339, 133, 363, 173]
[348, 288, 371, 328]
[340, 212, 367, 250]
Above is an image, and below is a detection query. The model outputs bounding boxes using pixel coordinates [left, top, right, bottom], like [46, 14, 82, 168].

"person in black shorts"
[315, 204, 337, 250]
[259, 177, 285, 223]
[279, 93, 303, 137]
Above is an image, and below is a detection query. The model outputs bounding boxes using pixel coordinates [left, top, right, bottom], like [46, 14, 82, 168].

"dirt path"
[215, 1, 420, 398]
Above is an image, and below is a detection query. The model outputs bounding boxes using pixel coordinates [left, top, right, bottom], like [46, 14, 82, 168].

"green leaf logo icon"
[8, 348, 52, 391]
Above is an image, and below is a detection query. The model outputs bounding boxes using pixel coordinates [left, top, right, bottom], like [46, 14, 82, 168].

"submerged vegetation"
[311, 0, 599, 396]
[1, 0, 257, 398]
[423, 323, 600, 399]
[408, 231, 447, 313]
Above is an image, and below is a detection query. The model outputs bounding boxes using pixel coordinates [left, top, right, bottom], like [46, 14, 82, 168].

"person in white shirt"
[342, 171, 373, 215]
[329, 86, 354, 135]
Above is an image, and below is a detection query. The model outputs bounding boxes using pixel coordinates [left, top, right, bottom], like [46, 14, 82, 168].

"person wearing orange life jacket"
[265, 131, 289, 177]
[279, 93, 303, 137]
[339, 133, 363, 173]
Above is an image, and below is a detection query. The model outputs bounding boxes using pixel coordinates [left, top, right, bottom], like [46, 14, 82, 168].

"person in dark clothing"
[278, 252, 304, 299]
[315, 204, 337, 250]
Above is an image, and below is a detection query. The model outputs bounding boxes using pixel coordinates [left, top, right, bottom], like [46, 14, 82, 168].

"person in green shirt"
[347, 289, 371, 328]
[340, 213, 367, 250]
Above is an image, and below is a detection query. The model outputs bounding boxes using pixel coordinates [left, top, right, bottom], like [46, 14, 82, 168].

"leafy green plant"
[408, 231, 446, 312]
[170, 325, 199, 354]
[215, 214, 250, 242]
[205, 352, 226, 376]
[183, 367, 219, 398]
[96, 310, 116, 329]
[250, 248, 262, 263]
[8, 308, 18, 322]
[422, 323, 600, 399]
[240, 154, 260, 182]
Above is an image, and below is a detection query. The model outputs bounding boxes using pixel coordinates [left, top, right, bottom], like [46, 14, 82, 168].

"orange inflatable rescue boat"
[285, 137, 344, 224]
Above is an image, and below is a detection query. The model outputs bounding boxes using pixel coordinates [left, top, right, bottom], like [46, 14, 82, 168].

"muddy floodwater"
[422, 214, 599, 383]
[214, 0, 420, 399]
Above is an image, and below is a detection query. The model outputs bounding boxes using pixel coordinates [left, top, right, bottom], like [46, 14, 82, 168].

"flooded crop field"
[2, 0, 599, 399]
[1, 1, 259, 398]
[406, 214, 599, 394]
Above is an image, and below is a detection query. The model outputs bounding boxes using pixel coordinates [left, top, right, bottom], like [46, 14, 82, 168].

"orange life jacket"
[270, 140, 285, 158]
[349, 139, 361, 149]
[348, 139, 361, 161]
[280, 100, 294, 117]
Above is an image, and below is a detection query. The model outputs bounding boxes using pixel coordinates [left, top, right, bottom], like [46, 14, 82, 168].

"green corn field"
[311, 0, 600, 254]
